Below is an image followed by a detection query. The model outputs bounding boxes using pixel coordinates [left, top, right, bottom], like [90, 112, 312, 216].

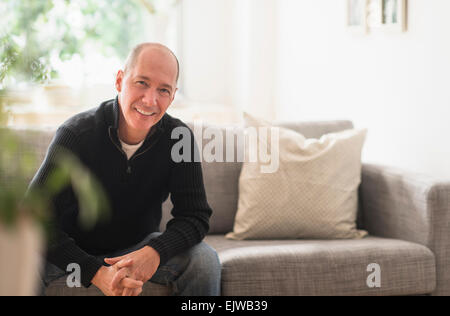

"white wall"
[276, 0, 450, 179]
[180, 0, 450, 179]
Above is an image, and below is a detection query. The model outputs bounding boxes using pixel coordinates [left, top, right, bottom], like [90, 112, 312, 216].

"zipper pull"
[127, 166, 131, 174]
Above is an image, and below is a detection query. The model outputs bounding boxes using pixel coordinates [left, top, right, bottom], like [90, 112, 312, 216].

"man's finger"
[122, 287, 134, 296]
[104, 256, 125, 265]
[123, 287, 142, 296]
[111, 268, 129, 290]
[115, 258, 133, 269]
[113, 288, 123, 297]
[121, 277, 143, 289]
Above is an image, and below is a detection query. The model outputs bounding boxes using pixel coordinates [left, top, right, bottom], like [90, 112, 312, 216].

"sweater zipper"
[108, 127, 162, 175]
[108, 127, 132, 174]
[130, 139, 156, 162]
[129, 126, 162, 162]
[126, 134, 161, 172]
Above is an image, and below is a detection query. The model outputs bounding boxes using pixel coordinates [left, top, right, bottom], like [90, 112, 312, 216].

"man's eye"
[137, 81, 147, 86]
[160, 89, 170, 95]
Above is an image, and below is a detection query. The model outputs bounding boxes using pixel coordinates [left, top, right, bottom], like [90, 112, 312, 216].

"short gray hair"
[123, 42, 180, 83]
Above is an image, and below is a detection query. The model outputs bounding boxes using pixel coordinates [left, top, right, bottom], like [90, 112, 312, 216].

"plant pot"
[0, 216, 43, 296]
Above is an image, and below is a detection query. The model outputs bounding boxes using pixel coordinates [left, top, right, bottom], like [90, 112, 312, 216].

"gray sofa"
[12, 119, 449, 296]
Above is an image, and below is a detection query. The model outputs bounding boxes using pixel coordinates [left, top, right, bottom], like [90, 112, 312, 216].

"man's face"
[115, 47, 178, 135]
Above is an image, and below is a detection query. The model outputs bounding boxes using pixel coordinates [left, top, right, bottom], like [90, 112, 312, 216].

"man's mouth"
[135, 108, 157, 116]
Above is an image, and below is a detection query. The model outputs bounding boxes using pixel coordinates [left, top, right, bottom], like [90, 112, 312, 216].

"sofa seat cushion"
[204, 235, 436, 296]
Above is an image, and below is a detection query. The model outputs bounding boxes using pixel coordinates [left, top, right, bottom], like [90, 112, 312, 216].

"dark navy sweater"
[29, 98, 212, 287]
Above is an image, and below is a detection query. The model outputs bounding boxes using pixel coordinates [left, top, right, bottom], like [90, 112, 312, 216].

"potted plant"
[0, 97, 109, 295]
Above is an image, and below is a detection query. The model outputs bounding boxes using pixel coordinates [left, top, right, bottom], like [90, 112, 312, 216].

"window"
[0, 0, 182, 127]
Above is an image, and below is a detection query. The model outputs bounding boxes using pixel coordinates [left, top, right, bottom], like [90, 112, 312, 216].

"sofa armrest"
[360, 163, 450, 295]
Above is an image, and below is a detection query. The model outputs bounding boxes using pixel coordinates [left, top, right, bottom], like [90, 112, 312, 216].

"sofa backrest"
[5, 120, 355, 235]
[161, 120, 355, 234]
[1, 127, 56, 184]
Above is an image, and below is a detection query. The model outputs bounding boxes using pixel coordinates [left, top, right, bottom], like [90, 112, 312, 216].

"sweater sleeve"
[28, 126, 103, 288]
[146, 126, 212, 264]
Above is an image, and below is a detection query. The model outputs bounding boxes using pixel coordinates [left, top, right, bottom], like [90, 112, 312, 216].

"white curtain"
[180, 0, 279, 121]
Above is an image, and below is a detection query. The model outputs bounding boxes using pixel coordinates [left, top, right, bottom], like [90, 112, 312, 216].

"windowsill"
[5, 87, 240, 129]
[168, 100, 241, 125]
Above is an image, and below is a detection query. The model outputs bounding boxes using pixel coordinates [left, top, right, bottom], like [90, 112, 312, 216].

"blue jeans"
[41, 232, 222, 296]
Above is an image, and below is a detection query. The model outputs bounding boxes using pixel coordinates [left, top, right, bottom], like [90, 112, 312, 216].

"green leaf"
[52, 148, 110, 230]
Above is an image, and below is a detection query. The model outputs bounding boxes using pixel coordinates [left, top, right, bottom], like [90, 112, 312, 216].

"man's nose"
[142, 88, 158, 106]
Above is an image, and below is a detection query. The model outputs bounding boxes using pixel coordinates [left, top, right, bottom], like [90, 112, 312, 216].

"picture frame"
[380, 0, 407, 32]
[347, 0, 368, 33]
[347, 0, 407, 33]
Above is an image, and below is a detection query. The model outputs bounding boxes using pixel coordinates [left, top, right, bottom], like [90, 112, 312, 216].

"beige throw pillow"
[226, 113, 368, 240]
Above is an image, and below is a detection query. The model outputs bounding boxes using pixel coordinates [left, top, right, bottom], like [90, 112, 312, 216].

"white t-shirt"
[119, 137, 144, 160]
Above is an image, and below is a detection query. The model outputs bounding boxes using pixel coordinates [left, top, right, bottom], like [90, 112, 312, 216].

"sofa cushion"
[161, 120, 356, 234]
[226, 113, 368, 240]
[205, 235, 436, 296]
[45, 235, 435, 296]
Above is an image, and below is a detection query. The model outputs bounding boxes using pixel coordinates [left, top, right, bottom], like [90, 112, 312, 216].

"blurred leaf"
[52, 148, 110, 230]
[1, 0, 166, 86]
[0, 98, 110, 233]
[45, 167, 70, 196]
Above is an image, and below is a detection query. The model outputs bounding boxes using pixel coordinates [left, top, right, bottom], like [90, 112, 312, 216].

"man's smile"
[135, 107, 157, 116]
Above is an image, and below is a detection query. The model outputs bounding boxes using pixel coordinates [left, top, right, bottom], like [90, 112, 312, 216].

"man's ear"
[115, 70, 124, 93]
[170, 87, 178, 103]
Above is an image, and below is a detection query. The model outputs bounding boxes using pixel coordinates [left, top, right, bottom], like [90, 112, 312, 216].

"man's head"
[115, 43, 179, 143]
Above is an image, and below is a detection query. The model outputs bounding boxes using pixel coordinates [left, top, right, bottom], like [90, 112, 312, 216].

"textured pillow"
[225, 113, 368, 240]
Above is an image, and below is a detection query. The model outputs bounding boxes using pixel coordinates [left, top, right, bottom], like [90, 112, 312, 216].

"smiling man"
[116, 43, 178, 145]
[32, 43, 221, 296]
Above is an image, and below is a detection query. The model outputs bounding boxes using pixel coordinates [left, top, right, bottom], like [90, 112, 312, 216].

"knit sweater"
[29, 98, 212, 287]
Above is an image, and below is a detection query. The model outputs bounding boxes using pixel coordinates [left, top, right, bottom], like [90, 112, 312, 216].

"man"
[32, 43, 221, 296]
